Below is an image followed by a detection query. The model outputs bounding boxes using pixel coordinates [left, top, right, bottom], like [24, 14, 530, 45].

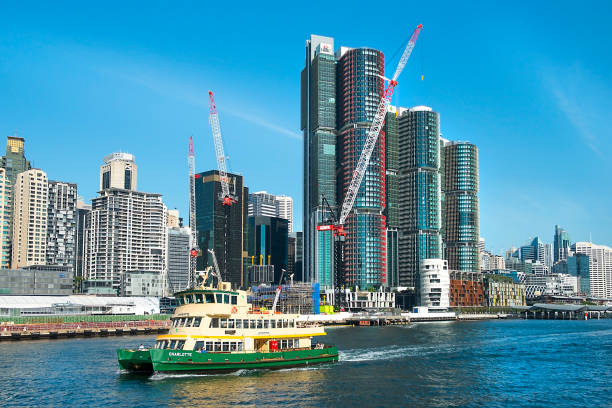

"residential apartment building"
[0, 168, 9, 268]
[46, 181, 77, 270]
[484, 274, 526, 307]
[11, 169, 48, 268]
[167, 226, 191, 293]
[99, 152, 137, 190]
[571, 242, 612, 298]
[276, 195, 294, 233]
[248, 192, 294, 233]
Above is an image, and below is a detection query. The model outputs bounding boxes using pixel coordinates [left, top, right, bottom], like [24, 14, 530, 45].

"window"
[205, 342, 214, 352]
[289, 320, 294, 328]
[210, 318, 219, 328]
[230, 342, 237, 352]
[228, 319, 235, 329]
[257, 320, 262, 329]
[231, 296, 237, 305]
[194, 341, 205, 351]
[195, 294, 203, 303]
[214, 342, 221, 352]
[263, 320, 269, 329]
[220, 319, 228, 329]
[216, 294, 222, 303]
[235, 319, 242, 329]
[176, 340, 185, 350]
[222, 342, 229, 352]
[271, 320, 276, 329]
[193, 317, 202, 327]
[223, 294, 229, 304]
[169, 340, 177, 349]
[205, 294, 214, 303]
[250, 320, 256, 329]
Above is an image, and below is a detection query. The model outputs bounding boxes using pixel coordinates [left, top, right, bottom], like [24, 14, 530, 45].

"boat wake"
[339, 344, 455, 363]
[149, 369, 252, 381]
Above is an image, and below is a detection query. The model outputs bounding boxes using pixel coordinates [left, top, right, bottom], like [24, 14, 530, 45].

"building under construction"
[248, 283, 320, 315]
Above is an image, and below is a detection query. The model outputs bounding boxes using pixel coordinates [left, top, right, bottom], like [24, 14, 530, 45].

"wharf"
[0, 320, 170, 341]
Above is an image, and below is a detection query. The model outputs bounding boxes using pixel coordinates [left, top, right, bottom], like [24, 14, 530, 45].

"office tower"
[398, 106, 442, 288]
[248, 191, 278, 218]
[441, 141, 480, 272]
[195, 170, 249, 288]
[384, 106, 400, 287]
[167, 226, 191, 293]
[336, 45, 386, 289]
[542, 243, 553, 268]
[302, 35, 337, 287]
[46, 181, 78, 270]
[290, 231, 304, 281]
[1, 135, 31, 268]
[554, 225, 571, 263]
[247, 216, 289, 284]
[567, 254, 590, 295]
[85, 155, 166, 293]
[167, 209, 180, 228]
[11, 169, 48, 268]
[0, 168, 9, 268]
[571, 242, 612, 298]
[74, 200, 90, 292]
[276, 195, 293, 233]
[99, 152, 137, 190]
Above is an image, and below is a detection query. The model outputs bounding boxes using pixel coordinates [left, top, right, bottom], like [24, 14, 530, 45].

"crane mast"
[188, 136, 199, 288]
[208, 91, 234, 206]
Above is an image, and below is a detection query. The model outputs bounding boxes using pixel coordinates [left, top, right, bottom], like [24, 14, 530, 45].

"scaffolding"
[248, 283, 315, 315]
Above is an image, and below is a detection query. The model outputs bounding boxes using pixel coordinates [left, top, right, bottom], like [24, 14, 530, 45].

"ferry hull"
[117, 349, 154, 372]
[117, 347, 338, 374]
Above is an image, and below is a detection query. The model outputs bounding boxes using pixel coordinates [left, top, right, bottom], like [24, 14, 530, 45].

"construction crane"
[208, 91, 235, 206]
[207, 249, 222, 283]
[316, 23, 423, 290]
[188, 136, 199, 288]
[271, 269, 286, 314]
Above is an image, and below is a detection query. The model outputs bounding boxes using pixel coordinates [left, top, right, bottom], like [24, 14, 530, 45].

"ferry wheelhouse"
[117, 279, 338, 373]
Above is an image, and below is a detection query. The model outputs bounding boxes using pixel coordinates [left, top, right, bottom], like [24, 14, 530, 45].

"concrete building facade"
[167, 226, 191, 293]
[99, 153, 137, 191]
[419, 259, 450, 310]
[572, 242, 612, 298]
[0, 168, 10, 268]
[46, 181, 77, 270]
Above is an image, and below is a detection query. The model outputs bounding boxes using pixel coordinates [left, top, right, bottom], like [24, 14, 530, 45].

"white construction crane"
[188, 136, 199, 288]
[208, 91, 235, 206]
[271, 269, 286, 314]
[207, 248, 222, 282]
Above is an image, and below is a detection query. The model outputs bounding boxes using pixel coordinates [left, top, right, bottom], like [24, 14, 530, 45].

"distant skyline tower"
[441, 140, 480, 273]
[99, 152, 137, 191]
[336, 45, 386, 289]
[1, 135, 31, 268]
[398, 106, 442, 288]
[554, 224, 571, 263]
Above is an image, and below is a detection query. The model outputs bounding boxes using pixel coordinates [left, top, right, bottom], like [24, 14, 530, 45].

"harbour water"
[0, 319, 610, 407]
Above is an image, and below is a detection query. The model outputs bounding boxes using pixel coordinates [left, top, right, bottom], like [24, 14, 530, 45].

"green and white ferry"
[117, 277, 338, 374]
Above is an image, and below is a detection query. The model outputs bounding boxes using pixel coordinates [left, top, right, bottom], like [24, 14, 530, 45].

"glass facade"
[441, 142, 480, 273]
[398, 107, 442, 288]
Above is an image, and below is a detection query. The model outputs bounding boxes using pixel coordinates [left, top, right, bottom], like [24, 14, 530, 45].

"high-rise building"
[276, 195, 293, 233]
[0, 168, 10, 268]
[571, 242, 612, 298]
[99, 153, 137, 191]
[74, 200, 90, 292]
[567, 253, 590, 295]
[247, 216, 289, 284]
[290, 231, 304, 281]
[441, 140, 479, 273]
[167, 226, 191, 293]
[554, 225, 571, 263]
[301, 35, 337, 288]
[248, 191, 278, 218]
[85, 154, 166, 293]
[336, 46, 386, 289]
[167, 209, 180, 228]
[46, 181, 77, 270]
[195, 170, 249, 288]
[398, 106, 442, 288]
[11, 169, 48, 268]
[384, 106, 400, 287]
[1, 135, 31, 268]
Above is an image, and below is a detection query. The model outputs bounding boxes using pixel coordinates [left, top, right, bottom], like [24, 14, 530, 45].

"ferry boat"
[117, 274, 338, 374]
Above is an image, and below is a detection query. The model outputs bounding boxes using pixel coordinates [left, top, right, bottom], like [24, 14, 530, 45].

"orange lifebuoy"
[231, 306, 238, 313]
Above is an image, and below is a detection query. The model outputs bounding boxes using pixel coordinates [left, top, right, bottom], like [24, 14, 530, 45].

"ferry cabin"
[153, 282, 325, 354]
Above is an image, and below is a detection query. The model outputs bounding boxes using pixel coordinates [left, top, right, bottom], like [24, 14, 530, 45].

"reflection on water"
[1, 320, 610, 407]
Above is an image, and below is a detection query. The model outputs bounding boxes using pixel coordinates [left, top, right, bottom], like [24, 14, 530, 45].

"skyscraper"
[46, 180, 78, 270]
[336, 46, 386, 289]
[554, 225, 571, 263]
[1, 135, 31, 268]
[11, 169, 49, 268]
[195, 170, 249, 288]
[276, 195, 294, 233]
[0, 168, 9, 268]
[441, 141, 480, 273]
[248, 191, 278, 218]
[247, 216, 289, 284]
[99, 152, 137, 191]
[301, 35, 337, 286]
[74, 200, 90, 291]
[384, 106, 400, 287]
[398, 106, 442, 288]
[571, 242, 612, 298]
[167, 226, 191, 293]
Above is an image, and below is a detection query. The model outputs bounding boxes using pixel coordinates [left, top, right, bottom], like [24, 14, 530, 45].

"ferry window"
[194, 341, 204, 351]
[293, 339, 299, 348]
[249, 320, 256, 329]
[230, 342, 237, 351]
[235, 319, 242, 329]
[214, 342, 221, 352]
[205, 342, 213, 352]
[231, 296, 237, 305]
[194, 317, 202, 327]
[216, 294, 223, 303]
[271, 320, 276, 328]
[184, 295, 191, 304]
[278, 320, 284, 328]
[263, 320, 269, 329]
[195, 294, 204, 303]
[257, 320, 263, 329]
[223, 294, 230, 304]
[169, 340, 177, 349]
[205, 294, 214, 303]
[177, 340, 186, 350]
[238, 342, 243, 351]
[176, 297, 183, 306]
[210, 318, 219, 328]
[220, 319, 228, 329]
[284, 320, 289, 328]
[280, 340, 287, 349]
[222, 342, 230, 352]
[228, 319, 235, 329]
[289, 320, 294, 328]
[242, 319, 248, 328]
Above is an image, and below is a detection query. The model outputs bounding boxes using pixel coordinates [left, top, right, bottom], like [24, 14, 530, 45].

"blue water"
[0, 319, 610, 407]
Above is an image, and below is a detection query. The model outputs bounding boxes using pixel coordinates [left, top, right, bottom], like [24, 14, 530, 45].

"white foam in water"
[149, 369, 251, 381]
[339, 343, 462, 362]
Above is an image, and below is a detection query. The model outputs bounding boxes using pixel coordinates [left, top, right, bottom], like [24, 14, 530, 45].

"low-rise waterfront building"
[120, 271, 164, 297]
[484, 274, 526, 307]
[0, 265, 73, 295]
[449, 271, 484, 307]
[419, 259, 450, 310]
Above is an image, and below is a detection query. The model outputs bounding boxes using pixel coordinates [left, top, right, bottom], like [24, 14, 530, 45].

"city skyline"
[1, 2, 611, 253]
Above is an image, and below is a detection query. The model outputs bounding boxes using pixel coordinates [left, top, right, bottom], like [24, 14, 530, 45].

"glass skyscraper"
[398, 106, 442, 288]
[441, 141, 480, 273]
[383, 107, 399, 287]
[554, 225, 571, 263]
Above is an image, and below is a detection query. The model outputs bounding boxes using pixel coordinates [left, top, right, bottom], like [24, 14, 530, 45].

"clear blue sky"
[1, 1, 611, 255]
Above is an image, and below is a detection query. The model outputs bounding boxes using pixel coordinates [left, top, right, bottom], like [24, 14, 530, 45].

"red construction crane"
[316, 24, 423, 288]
